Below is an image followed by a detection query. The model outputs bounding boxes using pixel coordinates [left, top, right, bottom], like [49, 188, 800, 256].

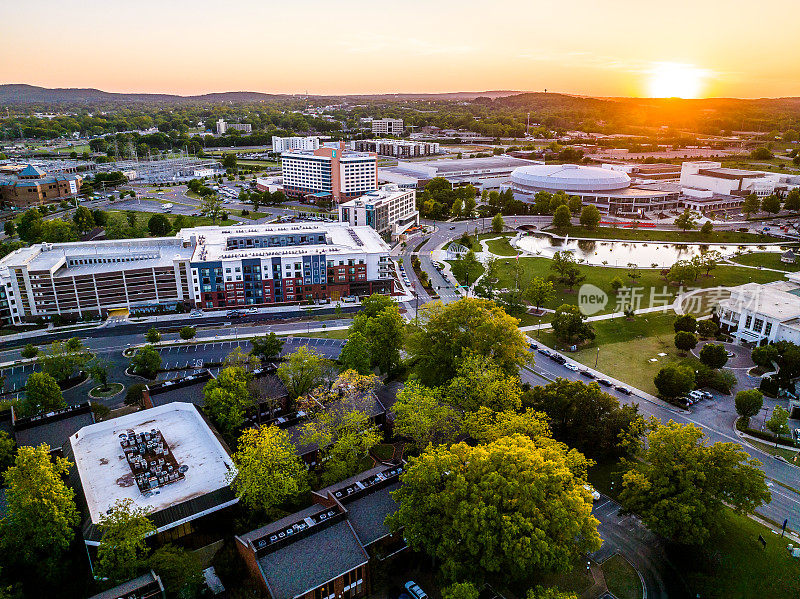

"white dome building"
[511, 164, 631, 193]
[510, 163, 679, 216]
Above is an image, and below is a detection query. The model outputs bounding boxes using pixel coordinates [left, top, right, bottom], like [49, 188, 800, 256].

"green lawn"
[484, 236, 519, 256]
[107, 210, 239, 228]
[537, 312, 688, 395]
[731, 252, 800, 272]
[445, 260, 484, 286]
[745, 438, 800, 462]
[551, 225, 775, 244]
[677, 510, 800, 598]
[280, 329, 349, 340]
[493, 257, 784, 315]
[601, 555, 642, 599]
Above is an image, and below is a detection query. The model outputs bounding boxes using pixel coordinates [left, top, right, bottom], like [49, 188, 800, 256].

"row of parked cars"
[681, 389, 713, 406]
[530, 343, 633, 396]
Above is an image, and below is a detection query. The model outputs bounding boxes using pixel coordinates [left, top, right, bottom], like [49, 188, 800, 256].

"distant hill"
[0, 84, 525, 106]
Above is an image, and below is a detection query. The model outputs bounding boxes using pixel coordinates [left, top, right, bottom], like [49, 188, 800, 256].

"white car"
[584, 485, 601, 501]
[248, 307, 258, 314]
[564, 363, 579, 372]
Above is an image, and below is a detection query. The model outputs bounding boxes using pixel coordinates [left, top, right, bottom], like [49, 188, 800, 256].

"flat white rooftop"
[69, 403, 235, 525]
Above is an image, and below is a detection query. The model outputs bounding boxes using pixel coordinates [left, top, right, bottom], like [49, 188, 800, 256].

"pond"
[515, 233, 785, 268]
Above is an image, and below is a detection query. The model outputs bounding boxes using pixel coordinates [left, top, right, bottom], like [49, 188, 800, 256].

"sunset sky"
[4, 0, 800, 98]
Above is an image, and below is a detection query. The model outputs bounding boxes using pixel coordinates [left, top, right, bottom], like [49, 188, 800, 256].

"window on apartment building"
[744, 315, 752, 329]
[764, 322, 773, 336]
[753, 318, 764, 332]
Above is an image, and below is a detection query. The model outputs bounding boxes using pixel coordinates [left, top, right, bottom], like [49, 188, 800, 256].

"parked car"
[598, 378, 613, 387]
[584, 484, 601, 501]
[226, 310, 243, 318]
[449, 226, 456, 230]
[615, 385, 632, 395]
[529, 342, 538, 350]
[405, 582, 428, 599]
[248, 307, 258, 314]
[537, 348, 551, 357]
[579, 369, 595, 379]
[564, 363, 579, 372]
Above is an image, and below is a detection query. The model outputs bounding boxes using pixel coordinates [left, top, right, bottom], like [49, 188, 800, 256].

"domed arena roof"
[511, 164, 631, 192]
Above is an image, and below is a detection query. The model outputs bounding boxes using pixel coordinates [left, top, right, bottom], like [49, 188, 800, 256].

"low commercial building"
[718, 277, 800, 345]
[382, 155, 539, 191]
[9, 401, 95, 456]
[66, 402, 238, 560]
[281, 142, 377, 203]
[680, 161, 800, 198]
[272, 136, 320, 153]
[216, 119, 252, 134]
[350, 139, 439, 158]
[87, 571, 165, 599]
[0, 163, 82, 208]
[236, 465, 405, 599]
[371, 118, 404, 135]
[338, 185, 419, 239]
[0, 222, 393, 322]
[510, 163, 680, 215]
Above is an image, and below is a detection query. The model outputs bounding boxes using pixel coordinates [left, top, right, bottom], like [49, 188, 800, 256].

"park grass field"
[550, 225, 775, 244]
[484, 236, 519, 256]
[492, 257, 785, 315]
[731, 251, 800, 272]
[601, 555, 642, 599]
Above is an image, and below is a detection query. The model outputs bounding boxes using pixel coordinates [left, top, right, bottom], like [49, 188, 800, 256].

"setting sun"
[647, 62, 708, 98]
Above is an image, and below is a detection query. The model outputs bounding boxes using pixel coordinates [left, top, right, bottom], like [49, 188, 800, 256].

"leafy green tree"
[339, 331, 372, 375]
[72, 206, 95, 233]
[21, 372, 65, 416]
[524, 277, 555, 312]
[145, 328, 161, 343]
[762, 194, 781, 214]
[147, 214, 172, 236]
[766, 405, 790, 440]
[3, 221, 15, 238]
[610, 276, 624, 293]
[674, 331, 698, 354]
[446, 354, 522, 412]
[451, 251, 480, 287]
[91, 208, 108, 226]
[350, 302, 405, 375]
[223, 346, 261, 374]
[131, 345, 162, 378]
[20, 344, 38, 359]
[750, 147, 773, 160]
[667, 260, 699, 286]
[552, 304, 595, 345]
[653, 363, 695, 399]
[1, 445, 79, 564]
[0, 430, 14, 476]
[491, 212, 504, 233]
[203, 366, 254, 437]
[751, 344, 779, 368]
[784, 189, 800, 212]
[250, 332, 284, 362]
[742, 193, 760, 217]
[179, 326, 196, 340]
[392, 381, 462, 451]
[96, 498, 156, 584]
[673, 314, 697, 334]
[200, 194, 224, 224]
[148, 545, 204, 599]
[442, 582, 479, 599]
[552, 204, 572, 230]
[16, 208, 43, 243]
[578, 204, 601, 230]
[277, 345, 335, 400]
[674, 210, 696, 232]
[620, 421, 770, 544]
[38, 339, 88, 383]
[406, 298, 528, 386]
[40, 219, 77, 243]
[528, 588, 578, 599]
[699, 343, 728, 368]
[735, 389, 763, 427]
[124, 383, 147, 408]
[523, 379, 644, 460]
[568, 195, 582, 214]
[88, 358, 111, 391]
[699, 221, 713, 236]
[697, 319, 719, 338]
[549, 251, 585, 290]
[387, 434, 601, 581]
[229, 425, 309, 512]
[359, 293, 395, 318]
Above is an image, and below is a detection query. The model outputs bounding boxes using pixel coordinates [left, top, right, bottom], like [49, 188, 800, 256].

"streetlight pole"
[537, 318, 541, 339]
[595, 346, 600, 368]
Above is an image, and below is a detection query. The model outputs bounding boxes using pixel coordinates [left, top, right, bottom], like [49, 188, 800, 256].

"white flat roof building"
[281, 143, 377, 202]
[68, 403, 237, 538]
[680, 161, 800, 198]
[272, 136, 320, 153]
[339, 185, 419, 239]
[350, 139, 439, 158]
[371, 118, 404, 135]
[718, 278, 800, 345]
[381, 155, 541, 191]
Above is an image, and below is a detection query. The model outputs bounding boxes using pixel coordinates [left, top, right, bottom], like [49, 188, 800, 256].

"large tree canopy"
[387, 434, 601, 582]
[406, 298, 528, 386]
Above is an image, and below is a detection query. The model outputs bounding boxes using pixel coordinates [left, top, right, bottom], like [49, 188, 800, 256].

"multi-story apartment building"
[272, 136, 320, 153]
[350, 139, 439, 158]
[371, 118, 404, 135]
[0, 164, 82, 208]
[338, 185, 419, 239]
[216, 119, 252, 135]
[0, 223, 392, 323]
[281, 142, 377, 203]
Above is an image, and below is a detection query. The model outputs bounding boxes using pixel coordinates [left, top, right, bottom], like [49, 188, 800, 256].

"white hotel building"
[272, 136, 320, 153]
[338, 185, 419, 239]
[718, 277, 800, 345]
[371, 118, 404, 135]
[280, 142, 377, 203]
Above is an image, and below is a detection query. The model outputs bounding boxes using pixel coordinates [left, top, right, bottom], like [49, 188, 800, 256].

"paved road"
[521, 344, 800, 535]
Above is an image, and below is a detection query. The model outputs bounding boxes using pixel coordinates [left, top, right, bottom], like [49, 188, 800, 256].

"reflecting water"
[515, 233, 783, 268]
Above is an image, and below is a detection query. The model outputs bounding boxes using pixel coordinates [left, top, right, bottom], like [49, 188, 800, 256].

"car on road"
[614, 385, 632, 395]
[584, 485, 601, 501]
[404, 582, 428, 599]
[449, 226, 456, 230]
[726, 350, 735, 358]
[226, 310, 244, 318]
[598, 378, 613, 387]
[529, 342, 538, 350]
[579, 369, 595, 379]
[248, 307, 258, 314]
[549, 353, 566, 365]
[537, 348, 551, 357]
[564, 363, 579, 372]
